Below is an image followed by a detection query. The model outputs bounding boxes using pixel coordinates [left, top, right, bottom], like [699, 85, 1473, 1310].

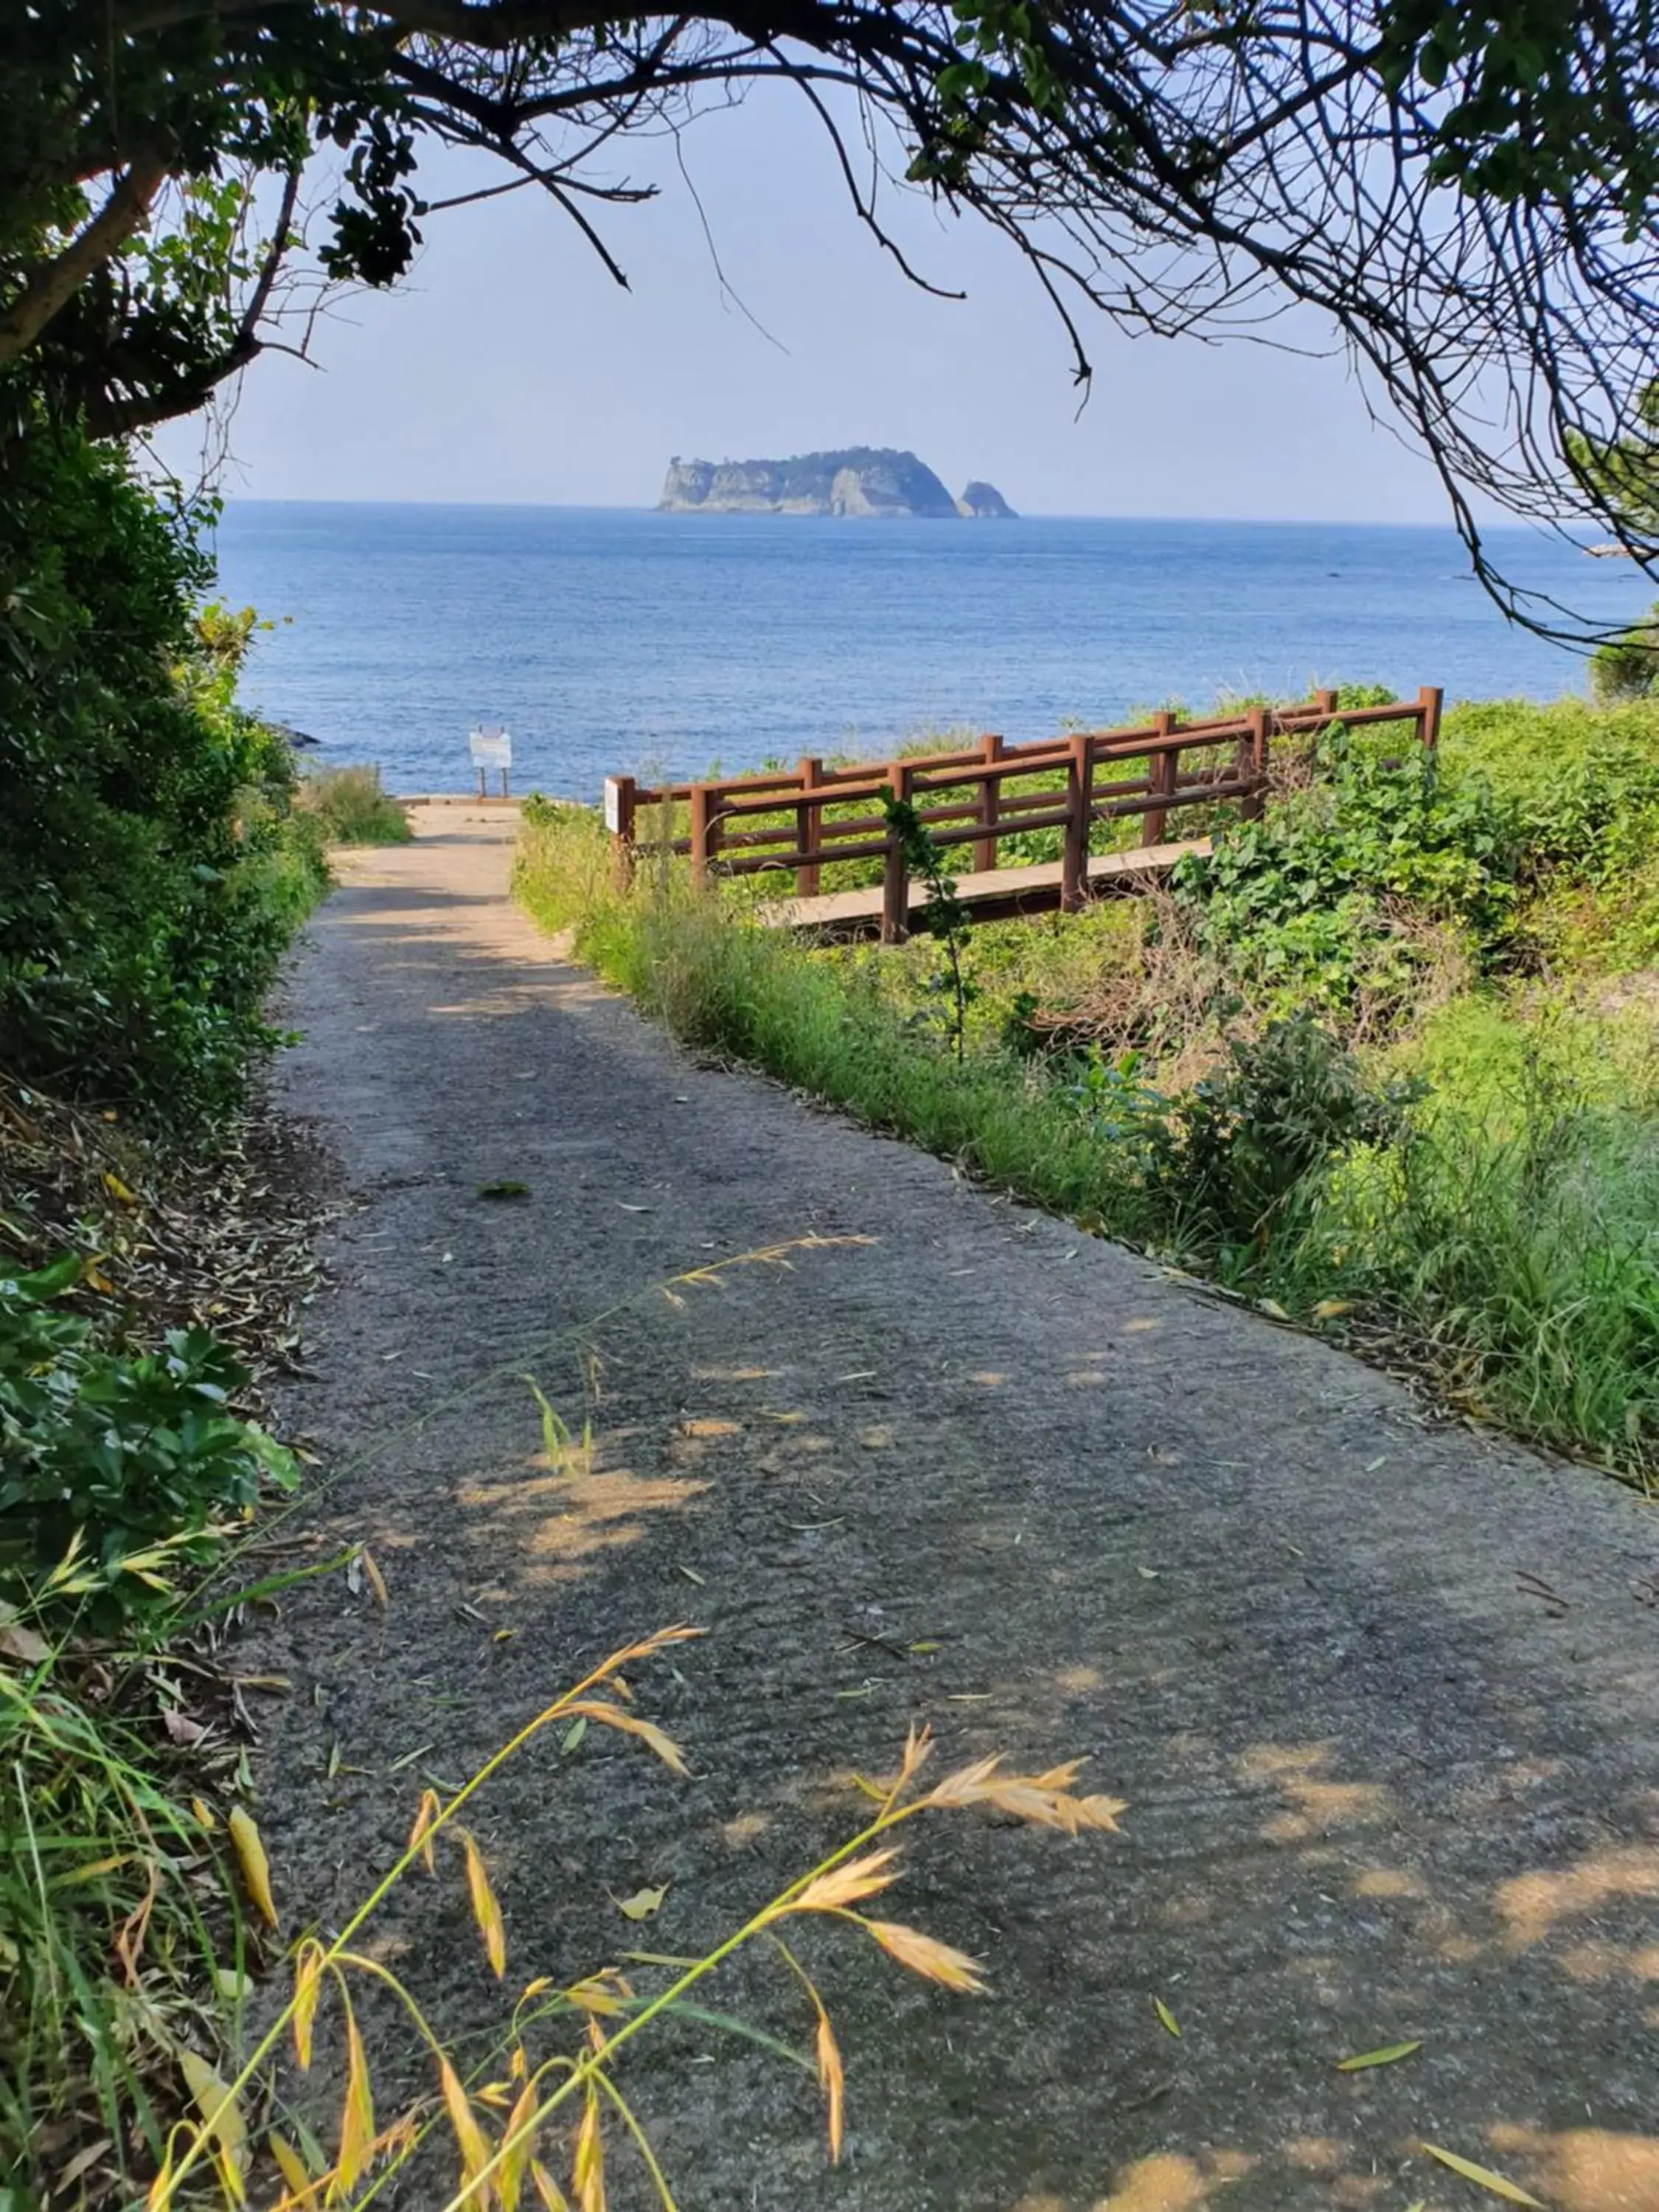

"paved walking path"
[263, 804, 1659, 2212]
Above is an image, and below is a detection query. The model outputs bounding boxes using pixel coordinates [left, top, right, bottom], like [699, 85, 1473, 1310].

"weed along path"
[260, 802, 1659, 2212]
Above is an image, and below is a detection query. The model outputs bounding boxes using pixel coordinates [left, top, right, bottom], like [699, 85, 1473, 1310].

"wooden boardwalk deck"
[759, 835, 1210, 935]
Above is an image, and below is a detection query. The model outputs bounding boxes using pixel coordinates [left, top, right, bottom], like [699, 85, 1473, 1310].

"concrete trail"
[263, 803, 1659, 2212]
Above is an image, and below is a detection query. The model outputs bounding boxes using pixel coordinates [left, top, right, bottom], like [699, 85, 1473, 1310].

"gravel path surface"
[262, 804, 1659, 2212]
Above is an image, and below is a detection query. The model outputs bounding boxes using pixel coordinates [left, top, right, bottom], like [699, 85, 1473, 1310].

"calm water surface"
[210, 504, 1651, 798]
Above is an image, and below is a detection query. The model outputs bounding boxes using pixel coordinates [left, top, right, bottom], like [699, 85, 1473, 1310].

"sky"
[174, 87, 1470, 524]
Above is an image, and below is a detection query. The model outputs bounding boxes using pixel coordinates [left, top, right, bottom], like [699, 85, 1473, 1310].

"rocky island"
[658, 446, 1015, 518]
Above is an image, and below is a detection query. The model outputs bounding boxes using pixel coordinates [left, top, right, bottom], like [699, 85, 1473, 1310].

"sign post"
[467, 726, 512, 798]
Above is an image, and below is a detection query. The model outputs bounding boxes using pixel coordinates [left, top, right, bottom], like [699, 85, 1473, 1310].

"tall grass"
[296, 765, 412, 846]
[0, 1624, 243, 2207]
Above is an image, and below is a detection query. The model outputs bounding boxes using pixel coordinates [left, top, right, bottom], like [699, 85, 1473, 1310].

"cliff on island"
[658, 447, 1015, 518]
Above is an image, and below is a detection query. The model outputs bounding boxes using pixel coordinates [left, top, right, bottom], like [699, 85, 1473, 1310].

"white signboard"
[468, 726, 512, 768]
[603, 777, 625, 832]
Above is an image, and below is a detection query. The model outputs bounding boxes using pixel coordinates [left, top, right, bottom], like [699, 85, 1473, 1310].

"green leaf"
[521, 1374, 569, 1460]
[1335, 2038, 1422, 2071]
[3, 1252, 84, 1302]
[1421, 2144, 1545, 2206]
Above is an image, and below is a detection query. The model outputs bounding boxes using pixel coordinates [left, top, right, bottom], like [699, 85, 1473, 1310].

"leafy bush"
[1441, 697, 1659, 884]
[1172, 699, 1659, 1020]
[0, 1252, 297, 1621]
[1170, 728, 1516, 1012]
[296, 762, 411, 845]
[0, 423, 326, 1116]
[1140, 1016, 1422, 1256]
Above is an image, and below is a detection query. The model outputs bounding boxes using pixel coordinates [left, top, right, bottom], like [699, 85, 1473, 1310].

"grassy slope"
[515, 700, 1659, 1487]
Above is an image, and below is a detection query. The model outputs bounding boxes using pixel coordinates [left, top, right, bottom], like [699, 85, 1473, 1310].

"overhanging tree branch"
[0, 151, 169, 372]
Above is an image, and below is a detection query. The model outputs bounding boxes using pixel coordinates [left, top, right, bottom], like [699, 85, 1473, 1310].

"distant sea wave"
[209, 504, 1649, 798]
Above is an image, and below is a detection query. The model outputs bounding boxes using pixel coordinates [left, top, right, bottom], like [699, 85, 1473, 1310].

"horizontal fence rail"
[603, 685, 1442, 943]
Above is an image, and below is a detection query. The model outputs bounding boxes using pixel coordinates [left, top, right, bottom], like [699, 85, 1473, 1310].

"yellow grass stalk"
[461, 1829, 508, 1977]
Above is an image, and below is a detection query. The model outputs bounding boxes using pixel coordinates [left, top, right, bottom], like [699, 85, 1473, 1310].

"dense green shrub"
[1139, 1016, 1423, 1255]
[0, 1252, 298, 1624]
[1441, 697, 1659, 885]
[1170, 700, 1659, 1006]
[0, 424, 326, 1115]
[1169, 729, 1517, 1010]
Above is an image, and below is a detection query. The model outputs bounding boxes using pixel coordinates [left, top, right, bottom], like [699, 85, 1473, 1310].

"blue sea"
[209, 504, 1653, 799]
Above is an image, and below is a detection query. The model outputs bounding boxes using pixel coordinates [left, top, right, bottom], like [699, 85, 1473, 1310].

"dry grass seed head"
[894, 1720, 933, 1795]
[530, 2161, 572, 2211]
[226, 1805, 278, 1929]
[497, 2079, 542, 2212]
[814, 2002, 846, 2164]
[408, 1787, 442, 1877]
[787, 1847, 905, 1915]
[291, 1940, 324, 2070]
[560, 1699, 687, 1775]
[566, 1969, 633, 2017]
[925, 1754, 1126, 1833]
[573, 2089, 606, 2212]
[269, 2132, 311, 2202]
[330, 1994, 375, 2202]
[861, 1920, 987, 1994]
[460, 1829, 507, 1977]
[438, 2054, 493, 2200]
[176, 2049, 247, 2201]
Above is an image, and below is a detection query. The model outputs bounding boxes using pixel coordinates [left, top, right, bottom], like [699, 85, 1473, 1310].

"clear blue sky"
[184, 88, 1466, 523]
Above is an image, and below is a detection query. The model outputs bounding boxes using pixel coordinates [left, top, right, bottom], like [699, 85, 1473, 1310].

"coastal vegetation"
[0, 431, 330, 2199]
[517, 697, 1659, 1489]
[296, 764, 414, 847]
[0, 430, 327, 1119]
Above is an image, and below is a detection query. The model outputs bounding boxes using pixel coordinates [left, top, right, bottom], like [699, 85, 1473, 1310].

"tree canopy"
[4, 0, 1659, 628]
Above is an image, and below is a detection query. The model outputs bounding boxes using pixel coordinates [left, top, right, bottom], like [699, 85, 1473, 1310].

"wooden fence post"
[1061, 731, 1092, 910]
[796, 758, 823, 895]
[689, 784, 716, 883]
[605, 776, 636, 891]
[1239, 707, 1270, 821]
[1313, 687, 1338, 718]
[1418, 684, 1443, 752]
[881, 763, 911, 944]
[1142, 710, 1176, 847]
[974, 733, 1005, 873]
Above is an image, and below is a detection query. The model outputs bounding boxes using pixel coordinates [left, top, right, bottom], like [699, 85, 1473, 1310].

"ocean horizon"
[209, 501, 1652, 799]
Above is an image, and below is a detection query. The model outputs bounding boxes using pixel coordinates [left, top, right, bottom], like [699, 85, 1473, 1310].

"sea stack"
[956, 480, 1017, 518]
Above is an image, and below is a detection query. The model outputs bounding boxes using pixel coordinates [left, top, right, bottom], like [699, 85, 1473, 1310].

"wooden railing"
[604, 685, 1442, 943]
